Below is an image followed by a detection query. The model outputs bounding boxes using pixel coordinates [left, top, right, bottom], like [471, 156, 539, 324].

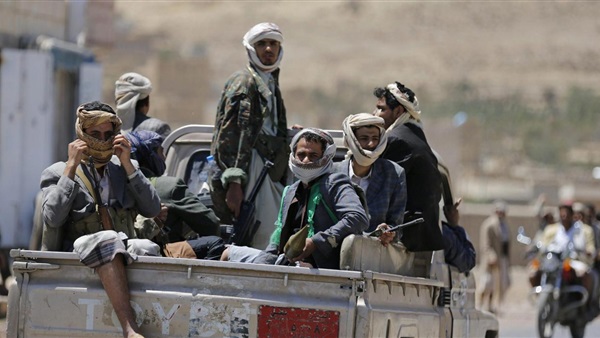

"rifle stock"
[231, 159, 273, 246]
[84, 159, 114, 231]
[97, 205, 114, 231]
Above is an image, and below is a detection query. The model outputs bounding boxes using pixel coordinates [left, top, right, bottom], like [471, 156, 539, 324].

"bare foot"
[127, 333, 144, 338]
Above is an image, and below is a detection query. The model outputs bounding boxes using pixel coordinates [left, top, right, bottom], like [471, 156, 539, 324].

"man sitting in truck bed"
[126, 130, 225, 260]
[333, 113, 407, 243]
[221, 128, 369, 269]
[40, 101, 161, 338]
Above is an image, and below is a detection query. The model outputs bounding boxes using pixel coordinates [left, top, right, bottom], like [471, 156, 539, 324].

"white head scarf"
[115, 72, 153, 133]
[386, 82, 421, 121]
[342, 113, 387, 167]
[289, 128, 336, 184]
[243, 22, 284, 73]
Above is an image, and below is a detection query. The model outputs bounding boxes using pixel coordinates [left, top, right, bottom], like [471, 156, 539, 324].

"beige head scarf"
[243, 22, 284, 73]
[342, 113, 387, 167]
[386, 82, 421, 121]
[75, 103, 122, 168]
[115, 72, 152, 133]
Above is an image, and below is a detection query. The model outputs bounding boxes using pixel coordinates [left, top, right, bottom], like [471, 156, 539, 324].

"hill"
[110, 1, 600, 124]
[97, 1, 600, 199]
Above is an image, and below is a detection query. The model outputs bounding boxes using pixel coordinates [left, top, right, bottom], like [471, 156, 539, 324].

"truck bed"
[8, 249, 447, 337]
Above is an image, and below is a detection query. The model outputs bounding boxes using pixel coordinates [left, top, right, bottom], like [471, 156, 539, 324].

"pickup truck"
[8, 125, 499, 337]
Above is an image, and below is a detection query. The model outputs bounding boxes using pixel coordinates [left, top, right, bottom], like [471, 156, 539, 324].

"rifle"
[230, 159, 274, 246]
[82, 158, 114, 231]
[152, 216, 172, 255]
[365, 217, 424, 238]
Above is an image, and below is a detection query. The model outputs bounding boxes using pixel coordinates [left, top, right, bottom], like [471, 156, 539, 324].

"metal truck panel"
[9, 250, 361, 337]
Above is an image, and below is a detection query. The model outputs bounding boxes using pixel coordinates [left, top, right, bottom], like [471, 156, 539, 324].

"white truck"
[7, 125, 498, 337]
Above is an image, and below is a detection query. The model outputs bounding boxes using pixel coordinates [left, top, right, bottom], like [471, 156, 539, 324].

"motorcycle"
[517, 226, 590, 338]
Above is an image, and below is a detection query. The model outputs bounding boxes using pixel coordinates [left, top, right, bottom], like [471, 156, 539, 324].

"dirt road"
[475, 266, 600, 338]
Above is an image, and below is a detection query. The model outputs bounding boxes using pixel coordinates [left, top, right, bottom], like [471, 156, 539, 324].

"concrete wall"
[0, 1, 67, 40]
[150, 54, 213, 129]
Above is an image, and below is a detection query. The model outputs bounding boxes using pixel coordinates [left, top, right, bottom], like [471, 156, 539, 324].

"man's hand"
[376, 223, 396, 247]
[226, 182, 244, 218]
[291, 238, 316, 262]
[443, 197, 462, 226]
[157, 203, 169, 223]
[64, 139, 88, 179]
[113, 134, 131, 162]
[113, 134, 135, 175]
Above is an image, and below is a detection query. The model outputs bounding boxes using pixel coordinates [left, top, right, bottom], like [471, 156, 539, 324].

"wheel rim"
[538, 294, 555, 338]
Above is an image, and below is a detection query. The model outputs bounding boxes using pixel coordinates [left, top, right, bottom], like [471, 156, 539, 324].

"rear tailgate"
[8, 249, 361, 338]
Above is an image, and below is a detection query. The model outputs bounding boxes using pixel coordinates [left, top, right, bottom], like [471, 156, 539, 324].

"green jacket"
[135, 176, 221, 242]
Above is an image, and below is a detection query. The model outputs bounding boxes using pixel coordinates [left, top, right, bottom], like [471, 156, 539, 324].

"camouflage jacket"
[211, 64, 288, 187]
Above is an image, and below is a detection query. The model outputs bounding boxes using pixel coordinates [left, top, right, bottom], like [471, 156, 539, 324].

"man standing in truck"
[211, 22, 301, 249]
[40, 101, 161, 338]
[373, 81, 444, 252]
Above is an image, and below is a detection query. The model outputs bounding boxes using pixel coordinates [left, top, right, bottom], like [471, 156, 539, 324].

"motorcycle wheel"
[537, 292, 556, 338]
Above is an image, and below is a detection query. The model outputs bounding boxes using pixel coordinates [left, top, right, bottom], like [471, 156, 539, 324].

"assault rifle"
[230, 159, 273, 246]
[365, 217, 424, 238]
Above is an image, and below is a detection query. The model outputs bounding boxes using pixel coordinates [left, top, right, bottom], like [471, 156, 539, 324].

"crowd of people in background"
[22, 20, 600, 336]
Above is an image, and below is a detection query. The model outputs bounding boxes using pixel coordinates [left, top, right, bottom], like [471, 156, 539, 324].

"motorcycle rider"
[529, 204, 598, 319]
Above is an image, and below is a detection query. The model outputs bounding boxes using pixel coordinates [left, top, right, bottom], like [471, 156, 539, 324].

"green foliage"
[427, 82, 600, 166]
[301, 80, 600, 168]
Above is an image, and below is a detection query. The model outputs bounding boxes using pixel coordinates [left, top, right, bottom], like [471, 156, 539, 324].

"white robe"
[245, 149, 285, 249]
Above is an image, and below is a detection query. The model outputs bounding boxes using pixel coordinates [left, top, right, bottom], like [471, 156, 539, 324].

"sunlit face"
[294, 138, 323, 164]
[85, 122, 115, 142]
[254, 39, 281, 66]
[354, 126, 381, 151]
[375, 97, 404, 129]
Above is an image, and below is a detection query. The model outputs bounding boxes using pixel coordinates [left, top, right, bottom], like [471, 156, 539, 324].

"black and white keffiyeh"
[288, 128, 336, 184]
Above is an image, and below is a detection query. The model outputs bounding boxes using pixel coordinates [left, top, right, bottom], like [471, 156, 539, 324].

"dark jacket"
[266, 173, 369, 269]
[381, 122, 444, 251]
[442, 222, 476, 273]
[150, 176, 220, 241]
[333, 158, 407, 231]
[40, 157, 161, 244]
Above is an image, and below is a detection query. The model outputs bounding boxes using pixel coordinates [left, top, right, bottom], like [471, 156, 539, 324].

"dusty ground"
[475, 266, 600, 338]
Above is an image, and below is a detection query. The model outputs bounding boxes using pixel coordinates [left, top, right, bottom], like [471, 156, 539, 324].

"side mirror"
[516, 226, 532, 245]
